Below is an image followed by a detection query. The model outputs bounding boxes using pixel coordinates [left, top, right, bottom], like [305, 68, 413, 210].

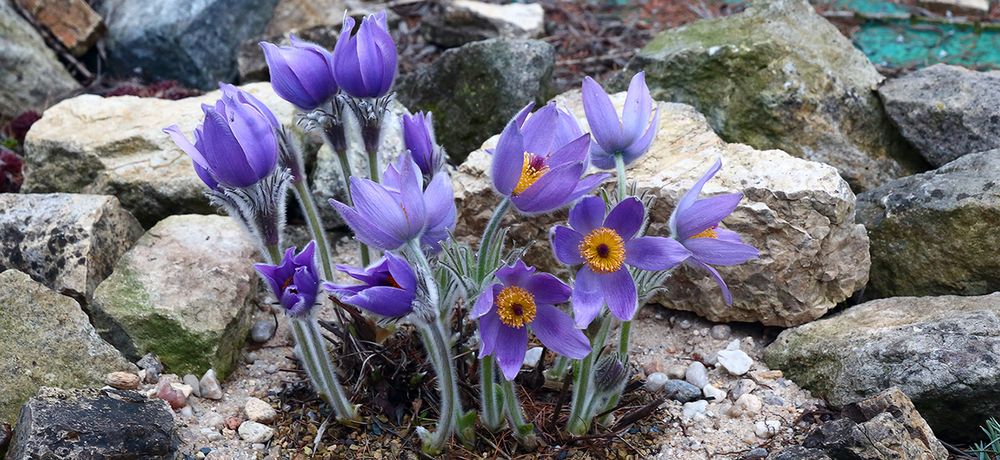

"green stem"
[264, 244, 282, 265]
[475, 198, 512, 282]
[415, 317, 460, 454]
[546, 355, 571, 381]
[614, 152, 627, 202]
[289, 316, 358, 424]
[501, 378, 538, 448]
[618, 320, 632, 356]
[292, 180, 334, 280]
[479, 356, 504, 430]
[367, 146, 381, 184]
[328, 138, 370, 266]
[567, 314, 612, 436]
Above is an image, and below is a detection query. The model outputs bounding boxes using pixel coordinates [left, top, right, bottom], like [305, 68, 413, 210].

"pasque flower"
[164, 84, 279, 189]
[491, 102, 611, 214]
[330, 151, 456, 252]
[668, 159, 759, 304]
[326, 252, 416, 318]
[472, 259, 590, 380]
[582, 72, 660, 169]
[552, 196, 690, 327]
[402, 111, 444, 178]
[333, 11, 397, 99]
[255, 241, 320, 317]
[260, 36, 338, 110]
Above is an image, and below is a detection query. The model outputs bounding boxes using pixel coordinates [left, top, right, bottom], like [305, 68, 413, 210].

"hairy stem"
[501, 378, 538, 448]
[292, 180, 335, 280]
[567, 313, 612, 436]
[479, 356, 504, 430]
[289, 316, 358, 424]
[323, 131, 371, 266]
[416, 316, 460, 453]
[475, 198, 512, 282]
[615, 153, 627, 202]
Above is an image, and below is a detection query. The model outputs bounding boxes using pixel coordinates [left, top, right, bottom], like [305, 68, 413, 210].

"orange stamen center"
[579, 227, 626, 274]
[495, 286, 537, 328]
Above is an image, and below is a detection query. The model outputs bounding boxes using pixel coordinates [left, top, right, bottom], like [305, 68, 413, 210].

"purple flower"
[260, 36, 338, 110]
[164, 84, 279, 189]
[255, 242, 320, 317]
[491, 102, 611, 214]
[668, 159, 759, 304]
[332, 11, 397, 98]
[330, 152, 455, 252]
[582, 72, 660, 170]
[551, 196, 690, 327]
[472, 259, 590, 380]
[402, 111, 443, 178]
[325, 253, 417, 318]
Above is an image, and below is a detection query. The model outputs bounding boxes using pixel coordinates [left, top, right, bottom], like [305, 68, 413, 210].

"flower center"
[495, 286, 537, 328]
[579, 227, 626, 274]
[384, 273, 401, 289]
[690, 226, 718, 239]
[281, 276, 298, 294]
[513, 153, 548, 196]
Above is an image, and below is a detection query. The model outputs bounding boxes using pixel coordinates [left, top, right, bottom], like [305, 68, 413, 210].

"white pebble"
[685, 361, 709, 388]
[238, 421, 274, 443]
[703, 384, 727, 402]
[644, 372, 668, 392]
[666, 364, 687, 380]
[199, 369, 223, 400]
[729, 394, 763, 418]
[755, 419, 781, 438]
[522, 347, 543, 368]
[725, 339, 741, 351]
[682, 400, 709, 420]
[201, 411, 225, 430]
[245, 397, 277, 424]
[717, 349, 753, 376]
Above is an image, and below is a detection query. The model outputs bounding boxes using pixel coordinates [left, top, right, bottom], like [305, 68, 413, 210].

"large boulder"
[0, 193, 143, 303]
[424, 0, 545, 48]
[452, 91, 870, 327]
[90, 215, 258, 378]
[878, 64, 1000, 168]
[620, 0, 924, 191]
[0, 270, 136, 424]
[397, 38, 555, 163]
[0, 0, 81, 117]
[857, 150, 1000, 299]
[23, 82, 304, 227]
[763, 293, 1000, 442]
[7, 387, 176, 459]
[97, 0, 278, 89]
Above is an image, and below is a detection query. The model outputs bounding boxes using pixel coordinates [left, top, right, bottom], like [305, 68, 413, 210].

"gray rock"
[709, 324, 731, 340]
[244, 397, 276, 424]
[237, 420, 273, 443]
[0, 0, 81, 117]
[397, 38, 554, 162]
[97, 0, 278, 89]
[137, 353, 164, 384]
[199, 369, 223, 400]
[729, 393, 763, 418]
[763, 293, 1000, 441]
[249, 318, 277, 344]
[770, 446, 832, 460]
[858, 150, 1000, 299]
[663, 379, 702, 403]
[729, 379, 757, 401]
[0, 193, 143, 303]
[183, 374, 201, 398]
[684, 361, 709, 388]
[7, 387, 177, 459]
[425, 0, 545, 48]
[878, 64, 1000, 167]
[620, 0, 924, 191]
[0, 270, 136, 423]
[22, 83, 305, 227]
[90, 215, 258, 378]
[644, 372, 668, 392]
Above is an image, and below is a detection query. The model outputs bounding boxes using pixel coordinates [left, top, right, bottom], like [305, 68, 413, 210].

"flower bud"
[332, 11, 397, 98]
[260, 36, 338, 110]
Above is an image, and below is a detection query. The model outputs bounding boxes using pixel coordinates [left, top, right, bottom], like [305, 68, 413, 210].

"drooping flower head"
[582, 72, 660, 170]
[402, 111, 444, 178]
[472, 259, 590, 380]
[552, 196, 690, 328]
[333, 11, 397, 99]
[330, 151, 455, 252]
[255, 241, 320, 317]
[164, 84, 279, 190]
[0, 147, 24, 193]
[325, 252, 416, 318]
[491, 102, 611, 214]
[668, 159, 759, 304]
[260, 35, 338, 110]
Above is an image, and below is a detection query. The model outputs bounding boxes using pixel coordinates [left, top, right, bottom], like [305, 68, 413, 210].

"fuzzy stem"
[567, 313, 612, 436]
[479, 356, 504, 430]
[264, 244, 282, 265]
[475, 198, 512, 282]
[546, 355, 571, 381]
[289, 316, 358, 424]
[292, 180, 335, 280]
[416, 316, 461, 453]
[501, 378, 538, 448]
[323, 130, 371, 267]
[614, 152, 627, 202]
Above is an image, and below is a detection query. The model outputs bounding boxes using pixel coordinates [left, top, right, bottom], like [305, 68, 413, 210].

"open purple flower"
[164, 84, 279, 189]
[668, 159, 759, 304]
[402, 111, 443, 178]
[491, 102, 611, 214]
[472, 259, 590, 380]
[325, 253, 417, 318]
[582, 72, 660, 170]
[332, 11, 397, 99]
[260, 35, 338, 110]
[552, 196, 690, 327]
[383, 152, 456, 253]
[255, 242, 320, 317]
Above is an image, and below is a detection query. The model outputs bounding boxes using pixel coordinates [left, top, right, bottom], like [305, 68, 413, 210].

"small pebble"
[136, 353, 164, 384]
[183, 374, 201, 398]
[245, 397, 277, 424]
[199, 369, 223, 400]
[265, 364, 278, 374]
[225, 416, 242, 431]
[710, 324, 731, 340]
[702, 384, 726, 402]
[685, 361, 709, 388]
[522, 347, 543, 368]
[754, 420, 780, 438]
[239, 421, 274, 443]
[105, 371, 140, 390]
[663, 379, 701, 403]
[250, 318, 276, 343]
[644, 372, 668, 392]
[729, 379, 758, 401]
[179, 406, 194, 418]
[744, 447, 768, 459]
[702, 351, 718, 366]
[760, 391, 786, 406]
[665, 364, 687, 380]
[201, 412, 225, 430]
[729, 394, 763, 417]
[245, 352, 259, 364]
[717, 349, 753, 376]
[681, 400, 708, 420]
[725, 339, 741, 351]
[678, 319, 692, 330]
[156, 382, 187, 410]
[172, 382, 194, 398]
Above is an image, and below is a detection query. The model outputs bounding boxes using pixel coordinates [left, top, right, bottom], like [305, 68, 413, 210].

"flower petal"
[532, 304, 590, 359]
[571, 267, 603, 329]
[512, 161, 583, 213]
[329, 198, 404, 250]
[524, 272, 571, 305]
[478, 309, 500, 358]
[670, 158, 722, 235]
[675, 193, 743, 240]
[603, 197, 644, 241]
[565, 172, 612, 203]
[623, 104, 660, 164]
[494, 324, 528, 380]
[546, 132, 591, 167]
[496, 259, 534, 287]
[685, 237, 758, 266]
[687, 258, 733, 305]
[199, 107, 259, 187]
[385, 252, 417, 291]
[550, 225, 584, 266]
[568, 195, 607, 235]
[472, 283, 498, 318]
[582, 76, 623, 151]
[338, 286, 413, 317]
[588, 139, 615, 170]
[625, 236, 691, 270]
[421, 171, 456, 252]
[600, 268, 637, 321]
[521, 102, 559, 155]
[621, 72, 652, 143]
[491, 116, 526, 196]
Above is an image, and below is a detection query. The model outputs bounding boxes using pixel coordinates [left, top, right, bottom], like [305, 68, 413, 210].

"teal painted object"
[854, 19, 1000, 69]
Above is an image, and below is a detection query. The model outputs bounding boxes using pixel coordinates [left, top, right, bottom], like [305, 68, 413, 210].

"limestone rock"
[97, 0, 278, 89]
[878, 64, 1000, 168]
[90, 215, 258, 379]
[0, 270, 135, 423]
[426, 0, 545, 48]
[452, 92, 870, 326]
[23, 83, 305, 227]
[0, 193, 143, 302]
[0, 0, 81, 117]
[7, 387, 177, 459]
[264, 0, 346, 36]
[763, 293, 1000, 441]
[14, 0, 105, 55]
[858, 150, 1000, 298]
[397, 38, 554, 163]
[620, 0, 924, 191]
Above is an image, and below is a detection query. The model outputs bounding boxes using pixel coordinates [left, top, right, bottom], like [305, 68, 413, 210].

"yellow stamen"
[690, 226, 718, 239]
[513, 152, 548, 195]
[495, 286, 537, 328]
[579, 227, 626, 274]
